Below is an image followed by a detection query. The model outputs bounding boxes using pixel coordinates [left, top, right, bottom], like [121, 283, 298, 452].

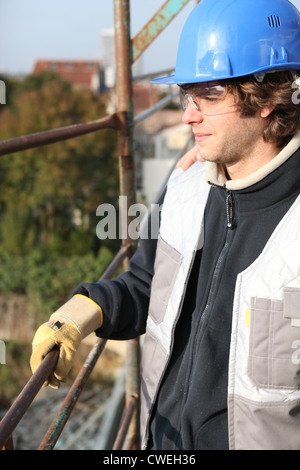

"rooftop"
[33, 60, 100, 89]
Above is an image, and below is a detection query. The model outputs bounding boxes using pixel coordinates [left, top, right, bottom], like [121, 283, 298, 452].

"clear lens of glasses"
[179, 85, 238, 115]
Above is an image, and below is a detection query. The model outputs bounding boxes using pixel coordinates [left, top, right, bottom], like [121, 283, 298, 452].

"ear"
[260, 106, 274, 118]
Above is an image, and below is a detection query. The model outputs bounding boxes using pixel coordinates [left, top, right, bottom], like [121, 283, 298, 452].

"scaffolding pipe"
[38, 338, 107, 450]
[114, 0, 141, 449]
[132, 0, 191, 63]
[0, 113, 124, 157]
[0, 88, 179, 158]
[0, 347, 59, 450]
[134, 90, 179, 124]
[112, 395, 138, 450]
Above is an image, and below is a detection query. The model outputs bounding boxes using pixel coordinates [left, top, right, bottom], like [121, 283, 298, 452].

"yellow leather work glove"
[30, 294, 103, 388]
[31, 319, 81, 388]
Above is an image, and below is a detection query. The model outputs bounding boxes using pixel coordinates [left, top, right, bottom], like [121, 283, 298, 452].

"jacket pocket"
[140, 328, 168, 445]
[148, 235, 182, 325]
[248, 288, 300, 390]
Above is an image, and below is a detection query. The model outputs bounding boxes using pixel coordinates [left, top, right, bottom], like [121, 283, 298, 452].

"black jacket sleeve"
[72, 192, 165, 340]
[72, 236, 157, 340]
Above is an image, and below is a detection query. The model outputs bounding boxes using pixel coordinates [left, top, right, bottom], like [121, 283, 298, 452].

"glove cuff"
[50, 294, 103, 339]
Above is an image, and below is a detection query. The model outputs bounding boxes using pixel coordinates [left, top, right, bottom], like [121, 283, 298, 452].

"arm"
[72, 233, 158, 341]
[30, 206, 160, 388]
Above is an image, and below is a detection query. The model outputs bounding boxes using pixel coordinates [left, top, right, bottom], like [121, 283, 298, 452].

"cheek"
[212, 116, 236, 140]
[219, 114, 248, 137]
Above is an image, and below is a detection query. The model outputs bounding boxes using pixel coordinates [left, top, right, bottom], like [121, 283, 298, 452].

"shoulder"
[169, 161, 207, 185]
[166, 161, 208, 204]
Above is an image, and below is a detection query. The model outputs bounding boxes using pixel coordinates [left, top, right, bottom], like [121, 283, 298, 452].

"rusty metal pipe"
[114, 0, 141, 449]
[2, 434, 14, 450]
[0, 112, 123, 157]
[132, 0, 191, 63]
[0, 346, 59, 450]
[98, 244, 132, 281]
[134, 90, 179, 124]
[38, 337, 107, 450]
[112, 395, 138, 450]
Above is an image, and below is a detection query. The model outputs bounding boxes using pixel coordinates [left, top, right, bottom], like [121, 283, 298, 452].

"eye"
[203, 96, 219, 102]
[197, 91, 224, 102]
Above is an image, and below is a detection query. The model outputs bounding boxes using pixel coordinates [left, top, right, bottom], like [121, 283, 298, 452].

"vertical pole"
[113, 0, 140, 449]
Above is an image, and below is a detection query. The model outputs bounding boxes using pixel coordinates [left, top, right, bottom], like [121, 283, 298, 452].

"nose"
[181, 103, 204, 125]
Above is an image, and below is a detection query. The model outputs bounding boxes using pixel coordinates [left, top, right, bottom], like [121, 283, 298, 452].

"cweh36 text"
[103, 454, 196, 466]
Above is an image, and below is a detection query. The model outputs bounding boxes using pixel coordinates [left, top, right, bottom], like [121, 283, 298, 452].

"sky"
[1, 0, 300, 77]
[0, 0, 196, 76]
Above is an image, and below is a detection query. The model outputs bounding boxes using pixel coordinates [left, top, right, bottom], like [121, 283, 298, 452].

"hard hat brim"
[151, 74, 176, 85]
[151, 65, 300, 86]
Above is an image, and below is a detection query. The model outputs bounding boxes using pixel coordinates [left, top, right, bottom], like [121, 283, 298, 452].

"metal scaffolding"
[0, 0, 198, 450]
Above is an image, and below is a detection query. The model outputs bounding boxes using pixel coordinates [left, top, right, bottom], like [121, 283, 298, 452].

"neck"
[224, 142, 281, 180]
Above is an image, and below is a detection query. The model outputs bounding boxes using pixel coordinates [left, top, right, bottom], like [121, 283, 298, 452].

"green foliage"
[0, 341, 32, 400]
[26, 246, 115, 322]
[0, 246, 115, 324]
[0, 71, 122, 321]
[0, 72, 120, 256]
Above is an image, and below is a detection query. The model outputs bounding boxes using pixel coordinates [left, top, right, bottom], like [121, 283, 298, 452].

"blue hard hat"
[152, 0, 300, 85]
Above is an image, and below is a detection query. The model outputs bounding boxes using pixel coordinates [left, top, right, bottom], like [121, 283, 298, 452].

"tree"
[0, 72, 119, 256]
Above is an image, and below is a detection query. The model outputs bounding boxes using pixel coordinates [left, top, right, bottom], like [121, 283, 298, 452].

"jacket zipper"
[178, 189, 237, 446]
[226, 190, 235, 229]
[201, 190, 235, 324]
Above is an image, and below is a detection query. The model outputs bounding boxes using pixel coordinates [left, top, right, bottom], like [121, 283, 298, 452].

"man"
[31, 0, 300, 450]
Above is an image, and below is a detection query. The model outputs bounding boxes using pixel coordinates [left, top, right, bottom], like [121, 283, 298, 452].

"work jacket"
[74, 132, 300, 450]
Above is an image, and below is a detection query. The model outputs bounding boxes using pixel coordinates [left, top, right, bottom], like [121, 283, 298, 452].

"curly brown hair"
[223, 71, 300, 148]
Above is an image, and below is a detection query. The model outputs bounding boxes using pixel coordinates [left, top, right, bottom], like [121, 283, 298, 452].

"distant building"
[135, 109, 191, 205]
[101, 29, 115, 89]
[33, 60, 101, 92]
[133, 83, 160, 115]
[101, 29, 143, 89]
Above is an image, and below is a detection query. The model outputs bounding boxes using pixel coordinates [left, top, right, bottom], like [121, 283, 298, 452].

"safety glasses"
[179, 84, 238, 116]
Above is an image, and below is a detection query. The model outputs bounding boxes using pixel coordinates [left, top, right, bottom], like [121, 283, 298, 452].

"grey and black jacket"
[73, 132, 300, 450]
